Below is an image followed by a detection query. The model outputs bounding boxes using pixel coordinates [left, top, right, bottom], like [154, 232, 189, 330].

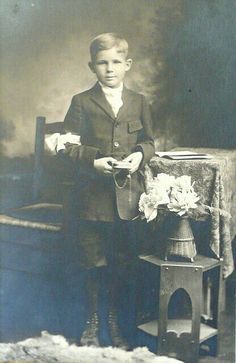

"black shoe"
[80, 312, 100, 347]
[108, 310, 130, 350]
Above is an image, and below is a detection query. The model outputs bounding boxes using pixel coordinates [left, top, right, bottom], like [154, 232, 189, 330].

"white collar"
[99, 82, 123, 96]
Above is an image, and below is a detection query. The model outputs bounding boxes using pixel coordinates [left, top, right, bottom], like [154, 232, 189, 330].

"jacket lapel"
[89, 83, 134, 122]
[116, 86, 133, 122]
[90, 83, 116, 121]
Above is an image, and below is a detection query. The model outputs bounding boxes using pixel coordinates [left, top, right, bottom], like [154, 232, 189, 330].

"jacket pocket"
[128, 120, 143, 133]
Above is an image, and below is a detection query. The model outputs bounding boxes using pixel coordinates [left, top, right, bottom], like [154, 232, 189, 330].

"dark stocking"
[80, 268, 100, 346]
[106, 263, 130, 350]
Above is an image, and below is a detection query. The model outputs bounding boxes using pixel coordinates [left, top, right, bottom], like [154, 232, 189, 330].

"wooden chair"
[0, 116, 72, 233]
[0, 116, 76, 341]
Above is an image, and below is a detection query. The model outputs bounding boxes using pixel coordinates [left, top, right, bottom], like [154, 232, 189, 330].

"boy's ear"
[88, 61, 95, 73]
[125, 58, 133, 71]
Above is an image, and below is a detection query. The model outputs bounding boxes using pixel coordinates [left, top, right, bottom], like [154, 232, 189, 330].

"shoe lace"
[108, 310, 129, 349]
[85, 312, 99, 332]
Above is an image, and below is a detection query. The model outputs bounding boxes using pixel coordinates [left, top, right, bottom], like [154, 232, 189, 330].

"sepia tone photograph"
[0, 1, 235, 362]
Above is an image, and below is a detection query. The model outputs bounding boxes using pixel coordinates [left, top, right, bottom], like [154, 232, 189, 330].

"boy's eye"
[96, 60, 122, 65]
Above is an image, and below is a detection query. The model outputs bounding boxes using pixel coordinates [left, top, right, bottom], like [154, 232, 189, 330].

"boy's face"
[89, 46, 132, 88]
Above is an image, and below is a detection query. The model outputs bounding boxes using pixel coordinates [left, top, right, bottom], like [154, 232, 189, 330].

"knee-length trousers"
[70, 218, 142, 270]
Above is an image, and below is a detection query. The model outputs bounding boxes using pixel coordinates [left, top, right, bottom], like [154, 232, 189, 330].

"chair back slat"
[32, 117, 64, 201]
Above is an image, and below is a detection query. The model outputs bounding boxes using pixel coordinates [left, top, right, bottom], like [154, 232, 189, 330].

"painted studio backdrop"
[1, 0, 236, 160]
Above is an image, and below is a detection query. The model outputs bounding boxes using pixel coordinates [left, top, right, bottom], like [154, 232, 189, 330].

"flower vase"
[165, 215, 197, 262]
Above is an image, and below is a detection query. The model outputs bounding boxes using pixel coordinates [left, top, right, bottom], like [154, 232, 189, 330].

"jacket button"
[114, 141, 120, 147]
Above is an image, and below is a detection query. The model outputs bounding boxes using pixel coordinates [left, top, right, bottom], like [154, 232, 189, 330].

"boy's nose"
[107, 63, 114, 72]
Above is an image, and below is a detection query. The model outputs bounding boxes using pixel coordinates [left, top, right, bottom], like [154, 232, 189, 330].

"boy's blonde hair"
[90, 33, 129, 62]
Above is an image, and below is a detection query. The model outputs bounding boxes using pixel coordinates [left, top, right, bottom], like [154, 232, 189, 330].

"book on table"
[155, 151, 214, 160]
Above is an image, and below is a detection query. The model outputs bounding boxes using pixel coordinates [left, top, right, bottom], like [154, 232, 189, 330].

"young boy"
[60, 33, 154, 349]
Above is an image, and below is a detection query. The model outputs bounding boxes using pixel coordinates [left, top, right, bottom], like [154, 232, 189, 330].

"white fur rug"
[0, 331, 183, 363]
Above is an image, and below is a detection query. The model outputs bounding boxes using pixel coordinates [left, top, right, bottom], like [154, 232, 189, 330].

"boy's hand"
[94, 157, 117, 175]
[122, 151, 143, 174]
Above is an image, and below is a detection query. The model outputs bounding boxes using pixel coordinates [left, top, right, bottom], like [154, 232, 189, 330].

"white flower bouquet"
[139, 173, 200, 222]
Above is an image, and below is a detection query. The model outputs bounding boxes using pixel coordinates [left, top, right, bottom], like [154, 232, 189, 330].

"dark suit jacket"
[61, 82, 154, 221]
